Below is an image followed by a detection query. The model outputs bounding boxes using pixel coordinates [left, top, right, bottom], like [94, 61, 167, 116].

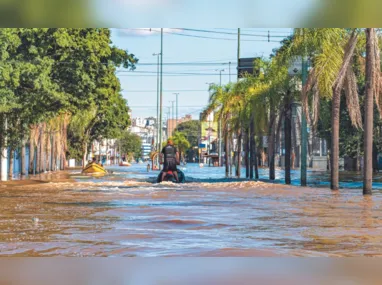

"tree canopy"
[174, 120, 199, 147]
[0, 28, 137, 168]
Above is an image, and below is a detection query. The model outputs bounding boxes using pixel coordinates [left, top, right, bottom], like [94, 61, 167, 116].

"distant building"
[132, 117, 146, 127]
[129, 117, 157, 160]
[141, 143, 152, 160]
[166, 114, 192, 138]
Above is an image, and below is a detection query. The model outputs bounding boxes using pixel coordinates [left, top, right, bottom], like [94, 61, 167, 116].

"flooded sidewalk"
[1, 164, 382, 257]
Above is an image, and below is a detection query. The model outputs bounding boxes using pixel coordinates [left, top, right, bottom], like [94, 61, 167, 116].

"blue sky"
[111, 28, 293, 119]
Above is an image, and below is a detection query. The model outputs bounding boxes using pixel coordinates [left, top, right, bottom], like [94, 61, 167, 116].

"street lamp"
[215, 69, 225, 166]
[173, 93, 179, 128]
[153, 52, 161, 156]
[215, 69, 225, 86]
[223, 62, 232, 82]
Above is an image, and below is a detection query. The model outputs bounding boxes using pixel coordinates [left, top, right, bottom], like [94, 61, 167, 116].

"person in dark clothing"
[160, 139, 180, 182]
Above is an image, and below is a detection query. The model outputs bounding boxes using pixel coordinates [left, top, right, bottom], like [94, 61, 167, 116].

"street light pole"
[173, 93, 179, 128]
[229, 61, 231, 83]
[153, 52, 161, 167]
[215, 69, 225, 167]
[166, 107, 171, 139]
[159, 28, 164, 166]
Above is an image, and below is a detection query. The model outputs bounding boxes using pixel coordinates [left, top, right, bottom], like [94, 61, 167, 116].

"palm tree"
[363, 28, 381, 195]
[293, 29, 362, 190]
[204, 83, 234, 177]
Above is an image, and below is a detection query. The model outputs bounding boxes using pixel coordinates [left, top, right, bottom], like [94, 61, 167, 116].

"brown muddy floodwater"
[0, 167, 382, 257]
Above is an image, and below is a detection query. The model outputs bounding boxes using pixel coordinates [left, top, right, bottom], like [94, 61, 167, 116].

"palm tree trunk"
[20, 143, 26, 176]
[363, 28, 375, 195]
[330, 30, 358, 190]
[224, 129, 229, 177]
[331, 88, 341, 190]
[29, 135, 35, 175]
[245, 127, 250, 178]
[236, 129, 242, 178]
[285, 97, 292, 185]
[249, 119, 254, 179]
[268, 106, 276, 180]
[39, 128, 45, 173]
[8, 149, 13, 180]
[36, 138, 41, 174]
[46, 134, 50, 172]
[51, 135, 55, 171]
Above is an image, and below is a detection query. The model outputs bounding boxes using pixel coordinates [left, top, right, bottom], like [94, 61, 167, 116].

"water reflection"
[0, 163, 381, 257]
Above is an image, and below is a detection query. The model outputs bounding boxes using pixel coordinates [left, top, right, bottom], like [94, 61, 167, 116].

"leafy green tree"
[117, 131, 142, 161]
[170, 131, 190, 161]
[174, 120, 199, 147]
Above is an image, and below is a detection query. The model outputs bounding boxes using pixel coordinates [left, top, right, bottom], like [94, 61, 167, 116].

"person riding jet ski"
[160, 139, 180, 183]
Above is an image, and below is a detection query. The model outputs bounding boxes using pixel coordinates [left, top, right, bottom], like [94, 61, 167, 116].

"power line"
[126, 28, 281, 42]
[182, 28, 288, 38]
[213, 28, 292, 34]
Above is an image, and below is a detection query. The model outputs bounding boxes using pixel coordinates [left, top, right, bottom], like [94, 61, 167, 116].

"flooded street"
[1, 163, 382, 257]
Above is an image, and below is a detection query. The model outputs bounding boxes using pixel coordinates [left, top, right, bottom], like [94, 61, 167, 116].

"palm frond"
[344, 67, 363, 129]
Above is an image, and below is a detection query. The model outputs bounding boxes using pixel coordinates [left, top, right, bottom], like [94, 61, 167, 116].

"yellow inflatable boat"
[82, 162, 107, 174]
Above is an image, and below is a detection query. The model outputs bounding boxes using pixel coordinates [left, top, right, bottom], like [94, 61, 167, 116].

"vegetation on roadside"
[204, 28, 382, 194]
[0, 28, 137, 176]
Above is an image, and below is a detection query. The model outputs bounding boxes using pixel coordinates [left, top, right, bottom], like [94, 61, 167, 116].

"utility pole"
[216, 69, 225, 86]
[229, 61, 231, 83]
[173, 93, 179, 128]
[153, 53, 160, 148]
[230, 28, 241, 175]
[159, 28, 164, 166]
[216, 69, 225, 167]
[166, 107, 171, 139]
[153, 52, 161, 167]
[169, 100, 175, 135]
[237, 28, 240, 81]
[301, 57, 308, 186]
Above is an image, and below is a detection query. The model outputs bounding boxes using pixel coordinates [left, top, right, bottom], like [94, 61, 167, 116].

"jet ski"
[157, 169, 185, 183]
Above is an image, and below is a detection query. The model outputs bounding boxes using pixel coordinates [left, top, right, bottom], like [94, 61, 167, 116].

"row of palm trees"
[6, 114, 70, 178]
[204, 28, 381, 195]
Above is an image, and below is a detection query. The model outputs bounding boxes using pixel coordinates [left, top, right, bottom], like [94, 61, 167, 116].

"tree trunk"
[224, 129, 229, 177]
[51, 135, 55, 171]
[29, 135, 35, 175]
[363, 28, 375, 195]
[46, 135, 50, 172]
[235, 129, 242, 178]
[8, 149, 13, 180]
[285, 98, 292, 185]
[229, 132, 233, 176]
[39, 124, 45, 173]
[245, 127, 250, 178]
[373, 143, 378, 173]
[249, 119, 254, 179]
[331, 87, 341, 190]
[82, 142, 88, 168]
[268, 107, 276, 180]
[21, 143, 26, 176]
[36, 140, 41, 174]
